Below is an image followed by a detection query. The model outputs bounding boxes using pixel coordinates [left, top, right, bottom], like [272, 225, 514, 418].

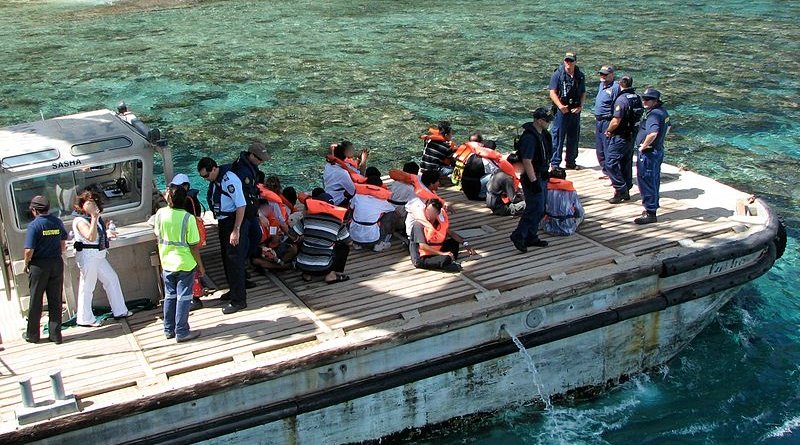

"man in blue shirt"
[198, 157, 250, 314]
[549, 51, 586, 170]
[634, 87, 671, 224]
[593, 65, 620, 179]
[23, 195, 67, 344]
[604, 75, 643, 204]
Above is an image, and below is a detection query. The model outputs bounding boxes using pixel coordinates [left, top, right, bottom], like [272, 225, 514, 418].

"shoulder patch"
[227, 185, 235, 193]
[244, 177, 251, 184]
[615, 105, 621, 111]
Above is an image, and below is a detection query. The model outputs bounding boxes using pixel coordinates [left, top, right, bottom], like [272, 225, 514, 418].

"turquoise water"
[1, 1, 799, 443]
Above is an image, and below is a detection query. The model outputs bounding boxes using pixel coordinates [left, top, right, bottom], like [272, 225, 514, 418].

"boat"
[0, 110, 786, 444]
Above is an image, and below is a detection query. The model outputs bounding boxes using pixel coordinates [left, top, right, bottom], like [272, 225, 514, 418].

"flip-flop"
[325, 274, 350, 285]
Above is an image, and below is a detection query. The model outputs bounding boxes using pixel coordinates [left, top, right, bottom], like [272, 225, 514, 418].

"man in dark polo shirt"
[23, 195, 68, 344]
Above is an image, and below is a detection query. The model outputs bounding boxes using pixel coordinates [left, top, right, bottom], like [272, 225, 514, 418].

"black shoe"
[510, 235, 527, 253]
[48, 334, 63, 344]
[526, 239, 549, 248]
[245, 271, 252, 279]
[222, 303, 247, 314]
[442, 263, 462, 273]
[245, 280, 257, 289]
[22, 333, 39, 344]
[165, 331, 176, 339]
[634, 211, 658, 225]
[176, 330, 201, 343]
[190, 298, 204, 311]
[565, 164, 581, 170]
[608, 191, 630, 204]
[219, 292, 231, 301]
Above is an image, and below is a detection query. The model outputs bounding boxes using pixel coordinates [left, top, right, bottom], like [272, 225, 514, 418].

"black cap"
[564, 52, 577, 61]
[620, 75, 633, 87]
[598, 65, 614, 75]
[641, 87, 662, 100]
[30, 195, 50, 212]
[533, 107, 553, 122]
[117, 101, 128, 112]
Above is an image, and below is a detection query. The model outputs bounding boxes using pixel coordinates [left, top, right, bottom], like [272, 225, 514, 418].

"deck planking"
[0, 149, 759, 431]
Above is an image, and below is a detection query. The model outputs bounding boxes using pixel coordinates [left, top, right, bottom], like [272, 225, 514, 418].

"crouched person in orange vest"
[406, 198, 475, 273]
[292, 192, 352, 284]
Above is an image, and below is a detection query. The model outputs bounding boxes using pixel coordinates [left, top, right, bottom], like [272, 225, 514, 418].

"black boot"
[190, 297, 204, 311]
[634, 211, 657, 225]
[608, 190, 630, 204]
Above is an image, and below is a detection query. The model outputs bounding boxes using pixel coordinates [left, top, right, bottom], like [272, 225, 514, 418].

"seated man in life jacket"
[406, 198, 475, 272]
[330, 140, 369, 176]
[323, 143, 358, 208]
[459, 138, 503, 201]
[486, 153, 526, 216]
[292, 193, 352, 284]
[389, 162, 420, 221]
[540, 177, 584, 236]
[349, 176, 399, 252]
[420, 121, 457, 182]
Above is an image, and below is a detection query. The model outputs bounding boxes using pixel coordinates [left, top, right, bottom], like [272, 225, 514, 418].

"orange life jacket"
[547, 178, 576, 192]
[453, 141, 482, 163]
[305, 198, 347, 222]
[389, 169, 443, 203]
[257, 184, 290, 242]
[465, 147, 521, 204]
[410, 204, 449, 257]
[326, 154, 367, 184]
[354, 183, 392, 200]
[420, 127, 456, 149]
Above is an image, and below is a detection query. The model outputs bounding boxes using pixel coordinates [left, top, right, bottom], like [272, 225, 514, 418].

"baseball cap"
[564, 52, 577, 61]
[249, 142, 271, 162]
[30, 195, 50, 211]
[598, 65, 614, 75]
[533, 107, 553, 122]
[316, 192, 335, 205]
[641, 87, 662, 100]
[170, 173, 190, 186]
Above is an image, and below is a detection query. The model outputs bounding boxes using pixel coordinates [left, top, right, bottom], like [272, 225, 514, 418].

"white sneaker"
[373, 241, 391, 252]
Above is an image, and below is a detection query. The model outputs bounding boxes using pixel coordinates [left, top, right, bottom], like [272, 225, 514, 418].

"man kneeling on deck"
[406, 198, 475, 272]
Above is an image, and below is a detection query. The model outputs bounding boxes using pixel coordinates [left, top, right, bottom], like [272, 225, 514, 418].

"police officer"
[23, 196, 67, 344]
[548, 51, 586, 170]
[634, 87, 671, 224]
[233, 142, 269, 262]
[604, 75, 642, 203]
[198, 157, 250, 314]
[593, 65, 620, 179]
[510, 107, 552, 253]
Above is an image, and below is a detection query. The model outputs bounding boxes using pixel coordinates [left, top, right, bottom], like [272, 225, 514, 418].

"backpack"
[620, 93, 645, 136]
[230, 158, 260, 219]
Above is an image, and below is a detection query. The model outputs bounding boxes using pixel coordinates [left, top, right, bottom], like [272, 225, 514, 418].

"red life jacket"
[420, 127, 456, 149]
[547, 178, 576, 192]
[409, 204, 449, 256]
[389, 169, 442, 203]
[354, 183, 392, 200]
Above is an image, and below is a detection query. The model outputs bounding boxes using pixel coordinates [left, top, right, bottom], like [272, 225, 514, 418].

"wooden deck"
[0, 149, 752, 430]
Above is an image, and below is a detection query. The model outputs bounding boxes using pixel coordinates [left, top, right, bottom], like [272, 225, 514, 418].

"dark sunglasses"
[199, 170, 210, 179]
[564, 58, 575, 62]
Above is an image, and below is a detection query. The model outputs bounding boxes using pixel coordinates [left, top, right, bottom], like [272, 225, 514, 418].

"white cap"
[170, 173, 190, 186]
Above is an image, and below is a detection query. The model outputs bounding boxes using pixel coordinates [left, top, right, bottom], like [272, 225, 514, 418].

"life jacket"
[257, 184, 291, 241]
[305, 198, 347, 222]
[469, 147, 521, 203]
[420, 127, 455, 147]
[76, 214, 109, 250]
[409, 204, 449, 257]
[326, 154, 367, 184]
[354, 183, 392, 200]
[452, 141, 483, 186]
[389, 169, 442, 203]
[542, 178, 583, 236]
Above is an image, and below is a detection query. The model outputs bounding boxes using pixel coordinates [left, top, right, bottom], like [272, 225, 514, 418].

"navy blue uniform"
[24, 214, 67, 342]
[636, 105, 670, 212]
[549, 65, 585, 168]
[607, 89, 638, 194]
[207, 169, 249, 307]
[232, 151, 263, 258]
[594, 80, 620, 175]
[511, 122, 550, 245]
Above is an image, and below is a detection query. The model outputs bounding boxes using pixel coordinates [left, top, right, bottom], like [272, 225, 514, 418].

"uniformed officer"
[23, 195, 67, 344]
[198, 157, 250, 314]
[634, 87, 671, 224]
[548, 51, 586, 170]
[232, 142, 269, 261]
[604, 75, 642, 203]
[593, 65, 620, 179]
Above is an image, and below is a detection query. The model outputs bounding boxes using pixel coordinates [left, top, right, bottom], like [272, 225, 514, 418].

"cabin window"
[1, 148, 60, 168]
[10, 158, 144, 229]
[70, 137, 132, 156]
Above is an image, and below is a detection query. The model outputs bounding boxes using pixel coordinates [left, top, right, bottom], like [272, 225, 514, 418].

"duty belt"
[596, 114, 612, 121]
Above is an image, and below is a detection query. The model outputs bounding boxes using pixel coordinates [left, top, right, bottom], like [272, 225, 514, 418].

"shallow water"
[1, 0, 799, 443]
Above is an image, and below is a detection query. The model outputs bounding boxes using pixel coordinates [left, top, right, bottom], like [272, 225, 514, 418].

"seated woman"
[292, 193, 352, 284]
[254, 179, 297, 271]
[486, 153, 526, 216]
[349, 176, 398, 252]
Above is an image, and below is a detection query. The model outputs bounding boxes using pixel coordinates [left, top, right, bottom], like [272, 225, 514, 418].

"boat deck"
[0, 150, 757, 431]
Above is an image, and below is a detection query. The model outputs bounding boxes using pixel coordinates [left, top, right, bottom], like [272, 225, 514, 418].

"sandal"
[325, 274, 350, 285]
